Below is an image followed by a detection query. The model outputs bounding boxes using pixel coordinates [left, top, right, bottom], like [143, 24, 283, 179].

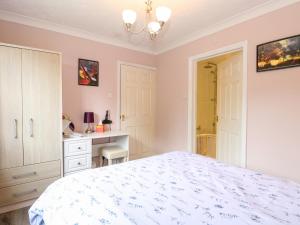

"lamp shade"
[84, 112, 94, 123]
[148, 21, 161, 34]
[122, 9, 137, 24]
[156, 6, 171, 23]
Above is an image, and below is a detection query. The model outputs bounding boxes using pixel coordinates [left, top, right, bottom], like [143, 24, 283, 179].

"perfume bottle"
[102, 110, 112, 131]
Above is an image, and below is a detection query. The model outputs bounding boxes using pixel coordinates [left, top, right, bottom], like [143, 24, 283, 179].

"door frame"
[187, 41, 248, 167]
[116, 61, 156, 130]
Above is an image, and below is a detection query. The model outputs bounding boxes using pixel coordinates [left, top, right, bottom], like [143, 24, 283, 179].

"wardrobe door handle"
[13, 189, 37, 198]
[14, 119, 18, 139]
[30, 118, 34, 137]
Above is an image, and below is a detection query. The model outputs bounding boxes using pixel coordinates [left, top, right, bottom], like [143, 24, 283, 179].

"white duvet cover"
[29, 151, 300, 225]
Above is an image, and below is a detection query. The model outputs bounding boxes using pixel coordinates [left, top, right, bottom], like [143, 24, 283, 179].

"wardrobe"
[0, 43, 62, 213]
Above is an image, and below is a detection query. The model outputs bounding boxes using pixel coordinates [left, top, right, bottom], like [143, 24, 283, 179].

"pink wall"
[0, 3, 299, 182]
[0, 20, 156, 131]
[156, 2, 300, 182]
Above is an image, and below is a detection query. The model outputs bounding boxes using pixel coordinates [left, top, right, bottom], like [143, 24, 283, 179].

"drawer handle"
[77, 162, 81, 165]
[12, 171, 37, 179]
[13, 189, 37, 198]
[78, 147, 81, 149]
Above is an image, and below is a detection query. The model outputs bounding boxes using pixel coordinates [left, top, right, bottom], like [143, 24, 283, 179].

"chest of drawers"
[63, 139, 92, 176]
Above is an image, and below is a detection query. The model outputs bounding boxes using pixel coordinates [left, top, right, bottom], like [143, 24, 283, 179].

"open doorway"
[196, 52, 242, 162]
[188, 42, 247, 168]
[196, 60, 217, 159]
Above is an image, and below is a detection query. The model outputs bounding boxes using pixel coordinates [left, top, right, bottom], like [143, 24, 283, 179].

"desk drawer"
[0, 161, 61, 188]
[64, 154, 91, 173]
[64, 139, 92, 157]
[0, 177, 58, 207]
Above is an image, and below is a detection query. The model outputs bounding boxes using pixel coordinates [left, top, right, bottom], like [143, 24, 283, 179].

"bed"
[29, 151, 300, 225]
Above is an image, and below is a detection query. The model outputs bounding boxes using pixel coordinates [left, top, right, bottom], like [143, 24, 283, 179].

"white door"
[22, 49, 61, 165]
[120, 65, 156, 160]
[0, 46, 23, 169]
[216, 51, 244, 167]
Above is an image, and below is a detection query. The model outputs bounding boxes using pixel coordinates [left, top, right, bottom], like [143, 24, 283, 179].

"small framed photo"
[78, 58, 99, 86]
[257, 34, 300, 72]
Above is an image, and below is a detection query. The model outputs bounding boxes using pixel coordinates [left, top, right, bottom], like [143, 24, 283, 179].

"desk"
[63, 131, 129, 176]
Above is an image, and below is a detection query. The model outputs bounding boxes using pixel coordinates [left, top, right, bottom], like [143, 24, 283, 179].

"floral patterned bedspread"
[29, 151, 300, 225]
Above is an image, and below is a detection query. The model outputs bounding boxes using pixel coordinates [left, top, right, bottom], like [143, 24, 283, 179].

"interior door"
[120, 65, 156, 159]
[0, 46, 23, 169]
[22, 49, 61, 165]
[216, 51, 244, 167]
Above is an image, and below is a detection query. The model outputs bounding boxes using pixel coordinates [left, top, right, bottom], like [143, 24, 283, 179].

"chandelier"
[122, 0, 172, 40]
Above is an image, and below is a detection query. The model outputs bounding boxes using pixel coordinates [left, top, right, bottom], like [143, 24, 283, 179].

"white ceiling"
[0, 0, 298, 54]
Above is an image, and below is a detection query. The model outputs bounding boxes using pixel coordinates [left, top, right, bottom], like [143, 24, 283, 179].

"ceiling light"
[122, 9, 137, 30]
[156, 6, 172, 25]
[122, 0, 171, 40]
[148, 21, 161, 39]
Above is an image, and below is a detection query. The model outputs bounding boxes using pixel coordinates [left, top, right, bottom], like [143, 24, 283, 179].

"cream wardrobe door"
[0, 46, 23, 169]
[22, 49, 61, 165]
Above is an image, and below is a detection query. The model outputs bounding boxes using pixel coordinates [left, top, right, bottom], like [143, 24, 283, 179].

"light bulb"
[156, 6, 171, 23]
[122, 9, 137, 24]
[148, 21, 161, 34]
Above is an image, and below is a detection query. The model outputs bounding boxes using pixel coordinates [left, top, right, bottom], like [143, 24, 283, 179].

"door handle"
[30, 118, 34, 137]
[120, 114, 126, 121]
[14, 119, 18, 139]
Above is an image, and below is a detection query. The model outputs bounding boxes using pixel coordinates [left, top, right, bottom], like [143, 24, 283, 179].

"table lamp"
[84, 112, 94, 133]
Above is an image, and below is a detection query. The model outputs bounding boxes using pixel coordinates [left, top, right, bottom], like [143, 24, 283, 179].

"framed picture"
[257, 34, 300, 72]
[78, 59, 99, 86]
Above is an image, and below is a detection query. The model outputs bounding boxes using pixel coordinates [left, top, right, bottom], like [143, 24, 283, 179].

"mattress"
[29, 151, 300, 225]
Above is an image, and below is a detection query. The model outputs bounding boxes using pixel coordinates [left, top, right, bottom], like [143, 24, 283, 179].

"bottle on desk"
[102, 110, 112, 132]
